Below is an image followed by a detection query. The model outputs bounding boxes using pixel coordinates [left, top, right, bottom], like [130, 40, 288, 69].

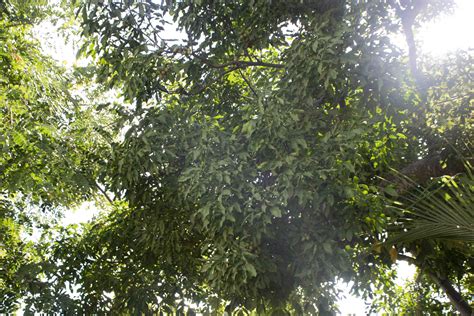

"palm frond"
[388, 162, 474, 244]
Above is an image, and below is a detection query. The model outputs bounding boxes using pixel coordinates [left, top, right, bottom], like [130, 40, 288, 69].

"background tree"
[0, 0, 114, 312]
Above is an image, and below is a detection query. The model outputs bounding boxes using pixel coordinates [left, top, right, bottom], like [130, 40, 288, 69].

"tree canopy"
[1, 0, 473, 314]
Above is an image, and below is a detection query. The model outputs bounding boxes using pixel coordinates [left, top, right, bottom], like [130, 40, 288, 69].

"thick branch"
[92, 180, 114, 206]
[400, 154, 465, 188]
[192, 53, 284, 69]
[384, 154, 471, 193]
[184, 67, 240, 96]
[207, 59, 284, 69]
[398, 254, 473, 316]
[397, 253, 417, 265]
[431, 276, 473, 316]
[401, 18, 419, 83]
[389, 0, 428, 93]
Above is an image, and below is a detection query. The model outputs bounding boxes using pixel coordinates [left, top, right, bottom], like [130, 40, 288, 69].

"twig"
[192, 53, 284, 69]
[238, 69, 258, 98]
[92, 180, 114, 206]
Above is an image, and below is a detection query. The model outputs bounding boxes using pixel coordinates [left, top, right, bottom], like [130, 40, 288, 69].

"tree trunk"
[426, 271, 473, 316]
[399, 255, 473, 315]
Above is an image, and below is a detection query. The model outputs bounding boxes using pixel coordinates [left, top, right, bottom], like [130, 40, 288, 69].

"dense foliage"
[0, 0, 112, 311]
[1, 0, 472, 314]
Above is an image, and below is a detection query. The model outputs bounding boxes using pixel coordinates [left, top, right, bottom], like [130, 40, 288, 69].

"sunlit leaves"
[67, 0, 473, 313]
[2, 0, 472, 314]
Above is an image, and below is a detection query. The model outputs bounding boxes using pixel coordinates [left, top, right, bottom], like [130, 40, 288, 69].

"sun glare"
[418, 0, 474, 55]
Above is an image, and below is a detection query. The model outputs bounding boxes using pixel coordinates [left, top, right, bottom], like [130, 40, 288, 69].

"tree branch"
[398, 253, 417, 265]
[389, 0, 428, 93]
[92, 180, 114, 206]
[192, 53, 284, 69]
[183, 67, 240, 96]
[430, 275, 473, 316]
[383, 154, 472, 193]
[398, 254, 473, 316]
[238, 69, 258, 98]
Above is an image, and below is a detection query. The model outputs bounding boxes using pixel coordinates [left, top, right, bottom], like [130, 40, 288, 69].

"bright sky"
[418, 0, 474, 55]
[36, 0, 471, 314]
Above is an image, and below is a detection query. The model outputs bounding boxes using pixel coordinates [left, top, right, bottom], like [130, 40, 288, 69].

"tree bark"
[399, 255, 473, 315]
[427, 273, 473, 316]
[386, 154, 471, 193]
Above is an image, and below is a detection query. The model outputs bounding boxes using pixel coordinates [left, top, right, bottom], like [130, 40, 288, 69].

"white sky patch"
[337, 261, 417, 315]
[396, 260, 417, 285]
[61, 201, 101, 226]
[337, 281, 367, 315]
[418, 0, 474, 55]
[33, 20, 87, 67]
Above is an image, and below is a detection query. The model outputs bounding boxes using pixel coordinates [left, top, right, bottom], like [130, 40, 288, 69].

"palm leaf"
[388, 163, 474, 244]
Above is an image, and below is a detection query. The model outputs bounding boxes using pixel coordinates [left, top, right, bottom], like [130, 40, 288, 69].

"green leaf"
[270, 207, 282, 218]
[322, 242, 332, 254]
[384, 186, 399, 197]
[245, 263, 257, 278]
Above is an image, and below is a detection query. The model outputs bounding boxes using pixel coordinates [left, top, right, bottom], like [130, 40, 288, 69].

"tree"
[2, 0, 473, 314]
[0, 0, 113, 312]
